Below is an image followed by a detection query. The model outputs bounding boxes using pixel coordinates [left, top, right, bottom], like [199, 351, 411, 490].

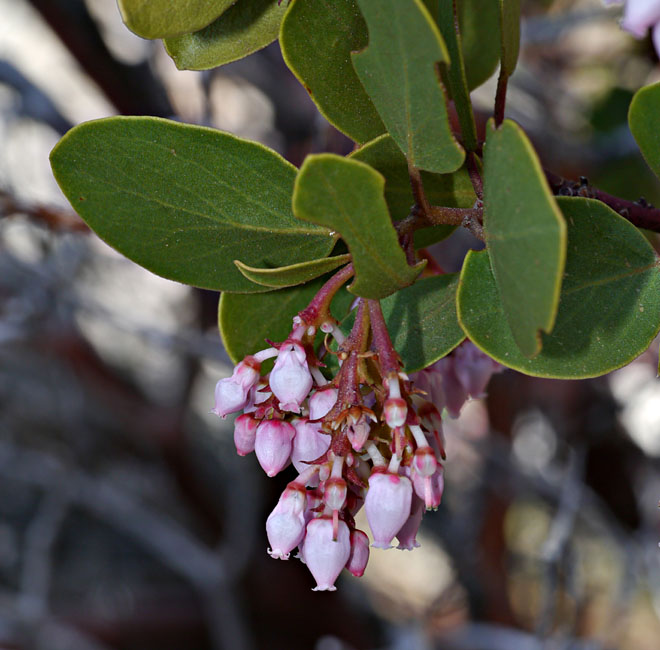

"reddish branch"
[545, 171, 660, 233]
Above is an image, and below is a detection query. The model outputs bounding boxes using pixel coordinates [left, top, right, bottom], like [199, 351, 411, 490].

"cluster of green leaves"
[50, 1, 660, 378]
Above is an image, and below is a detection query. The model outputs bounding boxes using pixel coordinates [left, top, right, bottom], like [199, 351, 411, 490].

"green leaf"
[352, 0, 465, 174]
[381, 274, 465, 372]
[629, 82, 660, 179]
[219, 276, 354, 363]
[436, 3, 477, 151]
[50, 116, 335, 292]
[280, 0, 384, 144]
[458, 197, 660, 379]
[118, 0, 233, 39]
[483, 119, 566, 357]
[293, 154, 424, 299]
[458, 0, 501, 90]
[164, 0, 287, 70]
[234, 254, 351, 289]
[349, 134, 475, 230]
[499, 0, 521, 76]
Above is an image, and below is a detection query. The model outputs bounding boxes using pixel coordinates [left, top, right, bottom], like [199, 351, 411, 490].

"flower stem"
[297, 263, 354, 326]
[367, 300, 400, 379]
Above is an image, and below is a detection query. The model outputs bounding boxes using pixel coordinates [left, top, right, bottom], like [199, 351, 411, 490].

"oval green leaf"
[629, 82, 660, 180]
[280, 0, 384, 143]
[234, 254, 351, 289]
[118, 0, 233, 39]
[164, 0, 287, 70]
[458, 197, 660, 379]
[50, 116, 335, 292]
[381, 274, 465, 373]
[293, 154, 424, 299]
[219, 277, 354, 363]
[352, 0, 465, 174]
[483, 119, 566, 358]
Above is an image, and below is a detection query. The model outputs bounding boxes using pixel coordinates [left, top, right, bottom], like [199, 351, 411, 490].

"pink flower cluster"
[605, 0, 660, 55]
[213, 268, 502, 591]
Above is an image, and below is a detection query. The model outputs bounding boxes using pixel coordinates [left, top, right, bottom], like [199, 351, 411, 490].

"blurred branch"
[26, 0, 173, 117]
[0, 589, 113, 650]
[536, 447, 585, 638]
[0, 440, 253, 650]
[18, 489, 70, 619]
[1, 188, 87, 232]
[546, 171, 660, 232]
[439, 622, 603, 650]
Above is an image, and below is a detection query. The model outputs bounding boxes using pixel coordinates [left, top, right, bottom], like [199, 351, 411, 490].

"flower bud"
[212, 357, 260, 418]
[291, 419, 331, 479]
[323, 477, 347, 511]
[255, 419, 295, 477]
[346, 529, 370, 577]
[347, 418, 370, 451]
[396, 496, 424, 550]
[309, 387, 338, 420]
[384, 397, 407, 428]
[413, 446, 438, 478]
[269, 341, 313, 413]
[266, 483, 307, 560]
[233, 413, 259, 456]
[302, 517, 351, 591]
[621, 0, 660, 38]
[412, 465, 444, 510]
[365, 471, 412, 549]
[453, 342, 502, 399]
[434, 357, 468, 418]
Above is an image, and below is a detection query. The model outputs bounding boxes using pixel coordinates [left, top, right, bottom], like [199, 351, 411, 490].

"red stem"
[545, 171, 660, 233]
[367, 299, 400, 378]
[297, 263, 354, 326]
[494, 69, 508, 127]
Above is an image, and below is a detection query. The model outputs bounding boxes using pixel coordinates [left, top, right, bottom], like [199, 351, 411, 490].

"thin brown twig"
[466, 152, 484, 201]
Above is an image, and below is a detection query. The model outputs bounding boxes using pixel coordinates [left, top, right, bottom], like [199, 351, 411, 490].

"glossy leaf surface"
[458, 198, 660, 378]
[352, 0, 465, 174]
[118, 0, 232, 39]
[483, 119, 566, 357]
[293, 154, 423, 299]
[219, 278, 353, 363]
[381, 274, 465, 372]
[629, 82, 660, 179]
[280, 0, 384, 143]
[50, 117, 335, 292]
[234, 255, 351, 289]
[165, 0, 287, 70]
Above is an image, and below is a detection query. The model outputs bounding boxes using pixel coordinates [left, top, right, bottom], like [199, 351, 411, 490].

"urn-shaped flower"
[365, 470, 412, 549]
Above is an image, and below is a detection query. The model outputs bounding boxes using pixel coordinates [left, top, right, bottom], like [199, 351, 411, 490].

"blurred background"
[1, 0, 660, 648]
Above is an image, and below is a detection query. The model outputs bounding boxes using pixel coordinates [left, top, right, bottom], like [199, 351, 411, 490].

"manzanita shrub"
[50, 1, 660, 591]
